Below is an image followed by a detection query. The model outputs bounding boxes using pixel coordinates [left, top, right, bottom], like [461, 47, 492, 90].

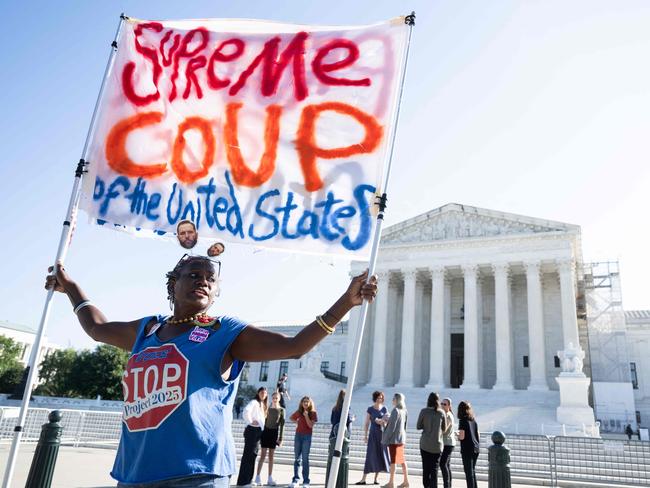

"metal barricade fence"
[2, 407, 649, 486]
[552, 436, 650, 487]
[496, 434, 554, 481]
[0, 407, 122, 448]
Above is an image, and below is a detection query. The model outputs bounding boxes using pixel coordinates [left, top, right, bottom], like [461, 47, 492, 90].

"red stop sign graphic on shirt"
[121, 344, 189, 432]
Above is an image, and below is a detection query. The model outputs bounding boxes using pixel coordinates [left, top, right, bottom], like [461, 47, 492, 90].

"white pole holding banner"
[326, 12, 415, 488]
[1, 14, 126, 488]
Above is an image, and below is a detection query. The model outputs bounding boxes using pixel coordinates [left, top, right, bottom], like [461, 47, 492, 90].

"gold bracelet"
[316, 315, 334, 334]
[315, 318, 331, 334]
[316, 315, 333, 334]
[319, 314, 336, 332]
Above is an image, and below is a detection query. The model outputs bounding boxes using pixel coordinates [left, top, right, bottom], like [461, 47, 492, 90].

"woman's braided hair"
[166, 255, 214, 306]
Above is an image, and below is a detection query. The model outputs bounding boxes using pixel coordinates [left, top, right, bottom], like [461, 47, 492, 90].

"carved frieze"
[382, 209, 568, 245]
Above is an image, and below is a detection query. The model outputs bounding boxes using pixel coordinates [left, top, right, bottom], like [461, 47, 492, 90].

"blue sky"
[1, 0, 650, 349]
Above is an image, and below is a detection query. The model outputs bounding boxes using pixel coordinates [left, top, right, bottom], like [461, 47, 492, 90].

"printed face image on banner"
[207, 241, 225, 257]
[176, 219, 198, 249]
[81, 17, 409, 257]
[122, 344, 189, 432]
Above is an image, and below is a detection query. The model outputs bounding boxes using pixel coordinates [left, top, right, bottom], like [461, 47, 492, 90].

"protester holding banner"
[45, 256, 376, 487]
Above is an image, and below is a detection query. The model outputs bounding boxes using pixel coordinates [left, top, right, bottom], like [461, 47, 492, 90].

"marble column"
[461, 265, 480, 389]
[492, 263, 514, 390]
[525, 261, 549, 390]
[443, 278, 452, 388]
[397, 269, 417, 388]
[369, 271, 390, 386]
[557, 260, 580, 349]
[425, 266, 446, 389]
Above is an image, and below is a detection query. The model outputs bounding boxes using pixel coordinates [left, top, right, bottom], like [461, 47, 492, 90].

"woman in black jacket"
[457, 401, 480, 488]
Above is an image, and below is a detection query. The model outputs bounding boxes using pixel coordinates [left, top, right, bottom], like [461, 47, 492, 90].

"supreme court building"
[344, 203, 642, 433]
[350, 203, 583, 391]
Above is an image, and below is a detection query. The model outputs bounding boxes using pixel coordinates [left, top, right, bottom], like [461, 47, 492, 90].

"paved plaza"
[0, 445, 540, 488]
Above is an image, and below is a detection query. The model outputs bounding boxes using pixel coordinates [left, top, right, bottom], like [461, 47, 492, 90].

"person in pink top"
[289, 397, 318, 488]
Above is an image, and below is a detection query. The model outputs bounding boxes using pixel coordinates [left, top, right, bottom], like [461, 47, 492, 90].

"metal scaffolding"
[579, 262, 636, 430]
[581, 262, 630, 383]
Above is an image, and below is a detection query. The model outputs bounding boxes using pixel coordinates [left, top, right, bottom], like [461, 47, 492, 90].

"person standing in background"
[381, 393, 410, 488]
[276, 373, 291, 409]
[237, 387, 267, 487]
[440, 398, 456, 488]
[255, 392, 284, 486]
[356, 391, 390, 485]
[417, 393, 446, 488]
[234, 396, 244, 420]
[457, 401, 480, 488]
[289, 396, 318, 488]
[330, 389, 355, 438]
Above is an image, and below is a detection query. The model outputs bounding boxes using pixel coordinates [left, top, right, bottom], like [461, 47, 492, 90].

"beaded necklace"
[166, 312, 219, 328]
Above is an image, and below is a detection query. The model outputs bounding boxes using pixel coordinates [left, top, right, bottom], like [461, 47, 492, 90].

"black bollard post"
[25, 410, 63, 488]
[488, 431, 512, 488]
[326, 425, 350, 488]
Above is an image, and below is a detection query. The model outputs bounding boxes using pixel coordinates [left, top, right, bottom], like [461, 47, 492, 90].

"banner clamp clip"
[75, 158, 89, 178]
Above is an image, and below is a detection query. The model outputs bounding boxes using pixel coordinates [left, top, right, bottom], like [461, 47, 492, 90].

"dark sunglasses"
[176, 253, 222, 277]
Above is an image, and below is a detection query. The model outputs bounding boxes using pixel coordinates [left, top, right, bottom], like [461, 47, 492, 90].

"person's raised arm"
[45, 264, 142, 351]
[303, 410, 315, 429]
[230, 270, 377, 362]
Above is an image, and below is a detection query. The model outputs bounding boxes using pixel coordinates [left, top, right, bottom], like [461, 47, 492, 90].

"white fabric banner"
[81, 16, 409, 257]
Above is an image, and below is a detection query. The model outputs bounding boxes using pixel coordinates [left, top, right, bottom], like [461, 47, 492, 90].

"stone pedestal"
[555, 373, 595, 426]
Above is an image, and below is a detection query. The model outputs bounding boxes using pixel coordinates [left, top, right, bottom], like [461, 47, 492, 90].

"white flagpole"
[326, 12, 415, 488]
[1, 14, 126, 488]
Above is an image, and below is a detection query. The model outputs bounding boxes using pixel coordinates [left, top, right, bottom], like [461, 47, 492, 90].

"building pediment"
[382, 203, 578, 245]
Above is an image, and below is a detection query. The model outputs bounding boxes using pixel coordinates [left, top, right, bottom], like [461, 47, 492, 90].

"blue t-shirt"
[111, 315, 247, 484]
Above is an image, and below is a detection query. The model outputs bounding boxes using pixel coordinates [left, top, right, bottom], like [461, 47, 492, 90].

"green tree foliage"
[36, 348, 77, 397]
[0, 335, 26, 393]
[70, 345, 129, 400]
[0, 364, 25, 394]
[0, 335, 23, 372]
[37, 344, 129, 400]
